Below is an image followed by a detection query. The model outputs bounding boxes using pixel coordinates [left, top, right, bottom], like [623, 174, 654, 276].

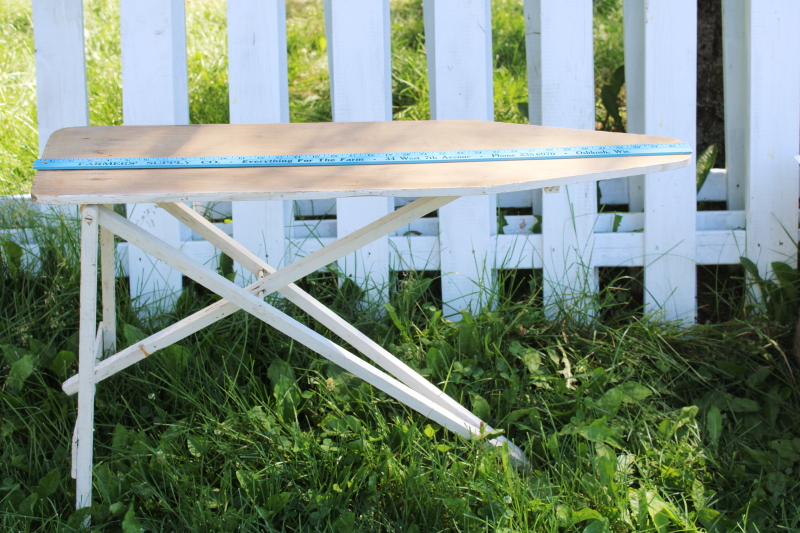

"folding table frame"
[66, 196, 528, 510]
[32, 120, 690, 511]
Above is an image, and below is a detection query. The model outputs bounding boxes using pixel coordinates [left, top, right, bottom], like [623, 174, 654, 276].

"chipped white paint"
[62, 196, 455, 394]
[75, 205, 98, 512]
[100, 219, 116, 354]
[77, 203, 528, 465]
[21, 0, 800, 513]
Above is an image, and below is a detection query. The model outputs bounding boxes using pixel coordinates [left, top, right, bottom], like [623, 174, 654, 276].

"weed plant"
[1, 0, 799, 531]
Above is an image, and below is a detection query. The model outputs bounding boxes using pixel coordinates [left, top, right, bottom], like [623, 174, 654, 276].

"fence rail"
[3, 0, 799, 322]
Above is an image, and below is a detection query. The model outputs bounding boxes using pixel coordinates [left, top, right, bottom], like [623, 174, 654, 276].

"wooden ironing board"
[31, 120, 690, 511]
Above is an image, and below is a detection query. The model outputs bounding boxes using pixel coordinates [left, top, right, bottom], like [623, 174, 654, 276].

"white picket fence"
[3, 0, 799, 323]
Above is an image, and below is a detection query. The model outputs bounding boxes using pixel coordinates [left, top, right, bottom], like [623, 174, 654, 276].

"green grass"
[593, 0, 626, 130]
[2, 231, 799, 531]
[0, 0, 36, 196]
[2, 0, 800, 531]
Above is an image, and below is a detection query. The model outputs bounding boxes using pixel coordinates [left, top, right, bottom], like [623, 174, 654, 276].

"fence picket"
[228, 0, 291, 281]
[31, 0, 89, 154]
[324, 0, 394, 305]
[423, 0, 494, 319]
[120, 0, 188, 312]
[20, 2, 800, 323]
[622, 0, 645, 213]
[743, 1, 800, 279]
[525, 0, 596, 318]
[721, 1, 746, 211]
[635, 0, 698, 322]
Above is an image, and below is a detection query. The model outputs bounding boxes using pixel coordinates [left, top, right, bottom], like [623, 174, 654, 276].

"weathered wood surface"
[88, 206, 532, 464]
[23, 0, 800, 513]
[74, 205, 98, 511]
[100, 216, 116, 354]
[158, 201, 493, 436]
[25, 0, 800, 327]
[32, 121, 689, 205]
[62, 196, 454, 395]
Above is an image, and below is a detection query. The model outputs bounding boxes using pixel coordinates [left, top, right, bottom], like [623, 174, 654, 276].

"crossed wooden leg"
[68, 197, 527, 511]
[73, 205, 98, 515]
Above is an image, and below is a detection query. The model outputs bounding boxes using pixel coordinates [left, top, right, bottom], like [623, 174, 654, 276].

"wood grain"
[93, 206, 492, 443]
[32, 121, 690, 204]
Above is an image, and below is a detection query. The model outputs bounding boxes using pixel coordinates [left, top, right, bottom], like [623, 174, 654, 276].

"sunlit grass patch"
[287, 0, 331, 123]
[0, 0, 37, 194]
[84, 0, 122, 127]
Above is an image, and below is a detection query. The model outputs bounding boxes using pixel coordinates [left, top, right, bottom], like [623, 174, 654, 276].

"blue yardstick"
[34, 142, 691, 170]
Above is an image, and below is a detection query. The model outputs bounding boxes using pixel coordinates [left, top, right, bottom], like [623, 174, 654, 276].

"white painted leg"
[100, 209, 115, 354]
[75, 204, 99, 512]
[249, 196, 457, 299]
[93, 325, 104, 365]
[93, 208, 482, 432]
[70, 425, 77, 480]
[62, 298, 240, 395]
[172, 205, 527, 464]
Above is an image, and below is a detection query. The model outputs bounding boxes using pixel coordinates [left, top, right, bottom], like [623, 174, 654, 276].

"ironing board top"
[31, 120, 690, 204]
